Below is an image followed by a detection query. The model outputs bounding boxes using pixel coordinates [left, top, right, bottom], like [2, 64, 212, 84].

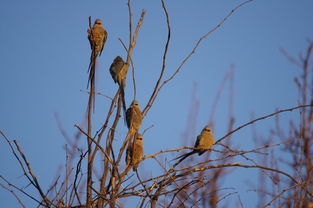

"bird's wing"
[87, 29, 93, 49]
[126, 107, 132, 129]
[110, 61, 123, 83]
[125, 142, 132, 166]
[133, 107, 142, 130]
[99, 28, 107, 56]
[194, 135, 201, 148]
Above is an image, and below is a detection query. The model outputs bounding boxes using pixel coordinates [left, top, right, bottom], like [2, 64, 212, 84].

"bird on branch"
[174, 125, 214, 166]
[87, 18, 107, 88]
[126, 100, 142, 133]
[109, 56, 128, 114]
[126, 133, 144, 170]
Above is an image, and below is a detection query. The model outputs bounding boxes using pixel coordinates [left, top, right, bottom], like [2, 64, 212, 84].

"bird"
[126, 134, 144, 170]
[173, 125, 214, 166]
[87, 18, 108, 89]
[87, 19, 107, 57]
[109, 56, 128, 113]
[126, 100, 142, 132]
[194, 125, 214, 155]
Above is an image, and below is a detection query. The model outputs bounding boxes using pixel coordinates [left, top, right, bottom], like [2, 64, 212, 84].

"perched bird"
[109, 56, 128, 113]
[126, 134, 144, 170]
[174, 125, 214, 166]
[194, 125, 214, 155]
[87, 19, 108, 89]
[126, 100, 142, 132]
[87, 19, 107, 57]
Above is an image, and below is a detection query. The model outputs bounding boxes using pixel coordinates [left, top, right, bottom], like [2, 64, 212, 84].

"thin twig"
[142, 0, 171, 117]
[118, 38, 137, 100]
[13, 140, 51, 206]
[80, 89, 114, 100]
[216, 104, 313, 144]
[262, 182, 306, 208]
[142, 0, 254, 117]
[74, 124, 113, 165]
[0, 175, 42, 205]
[0, 183, 26, 208]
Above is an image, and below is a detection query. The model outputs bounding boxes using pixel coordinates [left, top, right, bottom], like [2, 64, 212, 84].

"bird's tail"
[87, 50, 97, 112]
[87, 50, 96, 88]
[119, 86, 127, 125]
[198, 150, 205, 156]
[172, 151, 196, 167]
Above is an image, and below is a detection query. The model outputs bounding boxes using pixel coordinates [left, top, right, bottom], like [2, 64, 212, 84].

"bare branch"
[0, 182, 26, 208]
[143, 0, 254, 117]
[216, 104, 313, 144]
[143, 0, 171, 117]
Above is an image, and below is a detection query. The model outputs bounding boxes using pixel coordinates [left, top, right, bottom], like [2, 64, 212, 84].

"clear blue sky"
[1, 0, 313, 207]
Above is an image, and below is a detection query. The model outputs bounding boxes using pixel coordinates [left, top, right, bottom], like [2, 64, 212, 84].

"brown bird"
[174, 125, 214, 166]
[126, 100, 142, 132]
[87, 19, 108, 89]
[87, 19, 107, 57]
[194, 125, 214, 155]
[126, 134, 144, 170]
[109, 56, 128, 113]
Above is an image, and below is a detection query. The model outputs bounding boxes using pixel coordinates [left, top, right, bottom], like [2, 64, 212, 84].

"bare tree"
[1, 1, 312, 208]
[254, 42, 313, 208]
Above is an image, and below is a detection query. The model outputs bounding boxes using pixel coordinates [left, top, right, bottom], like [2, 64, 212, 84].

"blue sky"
[1, 0, 313, 207]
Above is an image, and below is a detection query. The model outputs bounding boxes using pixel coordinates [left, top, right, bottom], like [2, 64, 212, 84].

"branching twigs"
[107, 96, 123, 206]
[0, 183, 26, 208]
[0, 131, 33, 187]
[142, 0, 254, 117]
[135, 169, 152, 201]
[167, 180, 197, 207]
[163, 0, 253, 86]
[125, 9, 146, 68]
[143, 106, 313, 169]
[174, 163, 313, 199]
[142, 0, 171, 117]
[86, 11, 145, 203]
[96, 90, 120, 198]
[216, 104, 313, 144]
[0, 175, 42, 205]
[153, 155, 193, 206]
[143, 146, 194, 160]
[97, 2, 146, 207]
[0, 131, 51, 207]
[262, 182, 306, 208]
[80, 89, 114, 101]
[72, 149, 86, 206]
[4, 0, 312, 207]
[74, 125, 113, 166]
[254, 41, 313, 207]
[118, 38, 137, 100]
[124, 142, 287, 193]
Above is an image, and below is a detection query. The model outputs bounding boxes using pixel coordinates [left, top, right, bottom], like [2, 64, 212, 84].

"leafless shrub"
[1, 1, 312, 208]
